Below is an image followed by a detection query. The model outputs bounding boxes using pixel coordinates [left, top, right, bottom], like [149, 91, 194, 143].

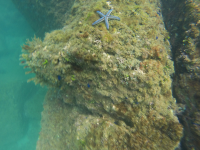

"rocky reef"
[161, 0, 200, 149]
[20, 0, 183, 149]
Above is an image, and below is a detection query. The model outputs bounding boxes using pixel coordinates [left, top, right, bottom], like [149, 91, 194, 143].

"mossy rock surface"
[21, 0, 183, 149]
[161, 0, 200, 149]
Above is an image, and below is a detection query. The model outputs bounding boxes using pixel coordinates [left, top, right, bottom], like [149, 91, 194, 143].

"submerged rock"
[20, 0, 183, 149]
[161, 0, 200, 149]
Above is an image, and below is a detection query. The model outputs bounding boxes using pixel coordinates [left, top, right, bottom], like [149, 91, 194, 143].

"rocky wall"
[20, 0, 183, 149]
[161, 0, 200, 149]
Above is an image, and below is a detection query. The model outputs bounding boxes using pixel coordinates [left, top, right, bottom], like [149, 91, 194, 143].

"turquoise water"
[0, 1, 47, 150]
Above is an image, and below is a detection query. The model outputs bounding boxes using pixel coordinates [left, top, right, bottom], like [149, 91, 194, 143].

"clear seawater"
[0, 1, 46, 150]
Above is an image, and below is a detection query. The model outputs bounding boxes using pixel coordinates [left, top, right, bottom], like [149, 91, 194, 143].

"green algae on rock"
[161, 0, 200, 149]
[20, 0, 183, 149]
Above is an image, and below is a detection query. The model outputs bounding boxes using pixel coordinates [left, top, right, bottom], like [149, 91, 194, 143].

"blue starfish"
[92, 9, 120, 30]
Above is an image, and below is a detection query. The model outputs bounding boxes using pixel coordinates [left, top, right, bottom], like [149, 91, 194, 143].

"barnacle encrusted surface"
[21, 0, 183, 149]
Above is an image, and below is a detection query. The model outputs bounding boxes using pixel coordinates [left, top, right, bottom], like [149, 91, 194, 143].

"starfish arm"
[108, 16, 120, 20]
[105, 17, 109, 29]
[106, 9, 113, 16]
[92, 17, 105, 25]
[96, 11, 105, 17]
